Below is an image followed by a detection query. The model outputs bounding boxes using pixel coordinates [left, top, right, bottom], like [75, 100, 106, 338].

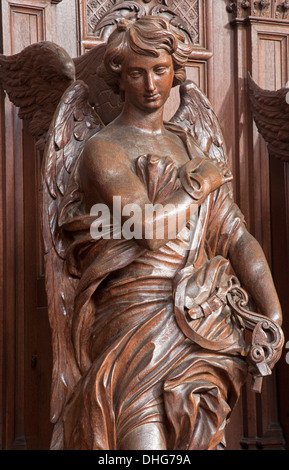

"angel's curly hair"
[98, 16, 193, 95]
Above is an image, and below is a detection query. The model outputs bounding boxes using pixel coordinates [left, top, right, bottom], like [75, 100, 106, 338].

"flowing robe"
[56, 124, 248, 450]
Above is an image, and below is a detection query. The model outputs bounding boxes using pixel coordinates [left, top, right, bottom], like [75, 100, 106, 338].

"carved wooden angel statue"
[0, 15, 284, 451]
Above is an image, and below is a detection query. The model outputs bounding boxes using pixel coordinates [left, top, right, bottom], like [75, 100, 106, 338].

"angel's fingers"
[221, 166, 232, 177]
[223, 172, 233, 182]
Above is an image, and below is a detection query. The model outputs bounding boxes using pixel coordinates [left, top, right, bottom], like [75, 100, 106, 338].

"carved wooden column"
[226, 0, 289, 449]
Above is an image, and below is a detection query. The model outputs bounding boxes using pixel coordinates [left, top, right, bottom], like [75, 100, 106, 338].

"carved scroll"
[227, 286, 284, 393]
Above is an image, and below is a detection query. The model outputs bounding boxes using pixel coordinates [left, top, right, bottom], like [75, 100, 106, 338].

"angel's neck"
[115, 104, 165, 135]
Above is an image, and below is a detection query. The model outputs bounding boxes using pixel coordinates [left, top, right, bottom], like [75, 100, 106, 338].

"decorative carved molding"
[252, 0, 271, 16]
[226, 1, 250, 17]
[226, 0, 289, 19]
[276, 0, 289, 18]
[93, 0, 192, 43]
[86, 0, 201, 44]
[86, 0, 116, 35]
[170, 0, 200, 44]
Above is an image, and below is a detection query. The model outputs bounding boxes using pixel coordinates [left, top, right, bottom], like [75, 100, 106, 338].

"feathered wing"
[0, 41, 76, 145]
[42, 80, 104, 435]
[170, 80, 228, 167]
[73, 43, 124, 125]
[248, 73, 289, 162]
[1, 40, 104, 439]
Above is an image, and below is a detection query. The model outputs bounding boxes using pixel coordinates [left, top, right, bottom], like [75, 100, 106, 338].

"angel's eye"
[154, 67, 167, 75]
[129, 70, 142, 79]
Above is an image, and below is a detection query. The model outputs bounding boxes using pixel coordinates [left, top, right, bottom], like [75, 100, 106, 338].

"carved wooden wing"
[73, 42, 123, 125]
[170, 80, 229, 167]
[42, 80, 103, 427]
[248, 73, 289, 162]
[0, 41, 76, 146]
[0, 42, 104, 428]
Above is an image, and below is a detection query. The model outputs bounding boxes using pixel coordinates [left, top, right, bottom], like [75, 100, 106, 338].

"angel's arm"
[79, 137, 230, 251]
[204, 183, 282, 325]
[80, 137, 193, 251]
[228, 224, 282, 326]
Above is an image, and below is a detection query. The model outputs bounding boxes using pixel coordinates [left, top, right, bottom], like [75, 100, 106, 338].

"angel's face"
[119, 48, 174, 113]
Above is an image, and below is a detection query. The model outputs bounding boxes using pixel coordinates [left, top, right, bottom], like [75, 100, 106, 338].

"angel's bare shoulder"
[81, 125, 129, 173]
[79, 124, 136, 204]
[85, 126, 123, 154]
[79, 124, 149, 207]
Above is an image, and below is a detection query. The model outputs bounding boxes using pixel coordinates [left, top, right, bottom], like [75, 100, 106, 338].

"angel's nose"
[145, 72, 156, 92]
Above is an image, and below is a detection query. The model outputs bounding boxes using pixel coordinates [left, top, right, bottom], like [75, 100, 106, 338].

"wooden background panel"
[250, 24, 289, 257]
[1, 0, 49, 449]
[0, 12, 4, 448]
[220, 7, 289, 449]
[270, 155, 289, 447]
[0, 0, 78, 450]
[256, 34, 288, 89]
[208, 5, 237, 183]
[10, 5, 45, 52]
[244, 18, 289, 449]
[23, 127, 53, 450]
[187, 62, 207, 93]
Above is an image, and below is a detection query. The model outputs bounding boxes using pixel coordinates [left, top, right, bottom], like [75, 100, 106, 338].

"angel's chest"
[124, 135, 190, 168]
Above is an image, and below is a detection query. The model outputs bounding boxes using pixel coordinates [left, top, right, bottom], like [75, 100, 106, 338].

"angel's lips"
[143, 93, 160, 101]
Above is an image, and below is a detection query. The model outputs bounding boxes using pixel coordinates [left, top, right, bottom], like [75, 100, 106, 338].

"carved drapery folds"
[226, 0, 289, 18]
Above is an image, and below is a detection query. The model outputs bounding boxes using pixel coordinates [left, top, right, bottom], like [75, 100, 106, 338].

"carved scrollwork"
[254, 0, 270, 10]
[279, 0, 289, 10]
[227, 285, 284, 393]
[226, 0, 250, 13]
[226, 0, 289, 18]
[241, 0, 251, 8]
[88, 0, 200, 44]
[226, 1, 252, 18]
[93, 0, 193, 43]
[276, 0, 289, 18]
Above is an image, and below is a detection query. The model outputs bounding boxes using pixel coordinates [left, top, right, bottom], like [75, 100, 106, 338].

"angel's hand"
[195, 158, 233, 192]
[179, 158, 233, 202]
